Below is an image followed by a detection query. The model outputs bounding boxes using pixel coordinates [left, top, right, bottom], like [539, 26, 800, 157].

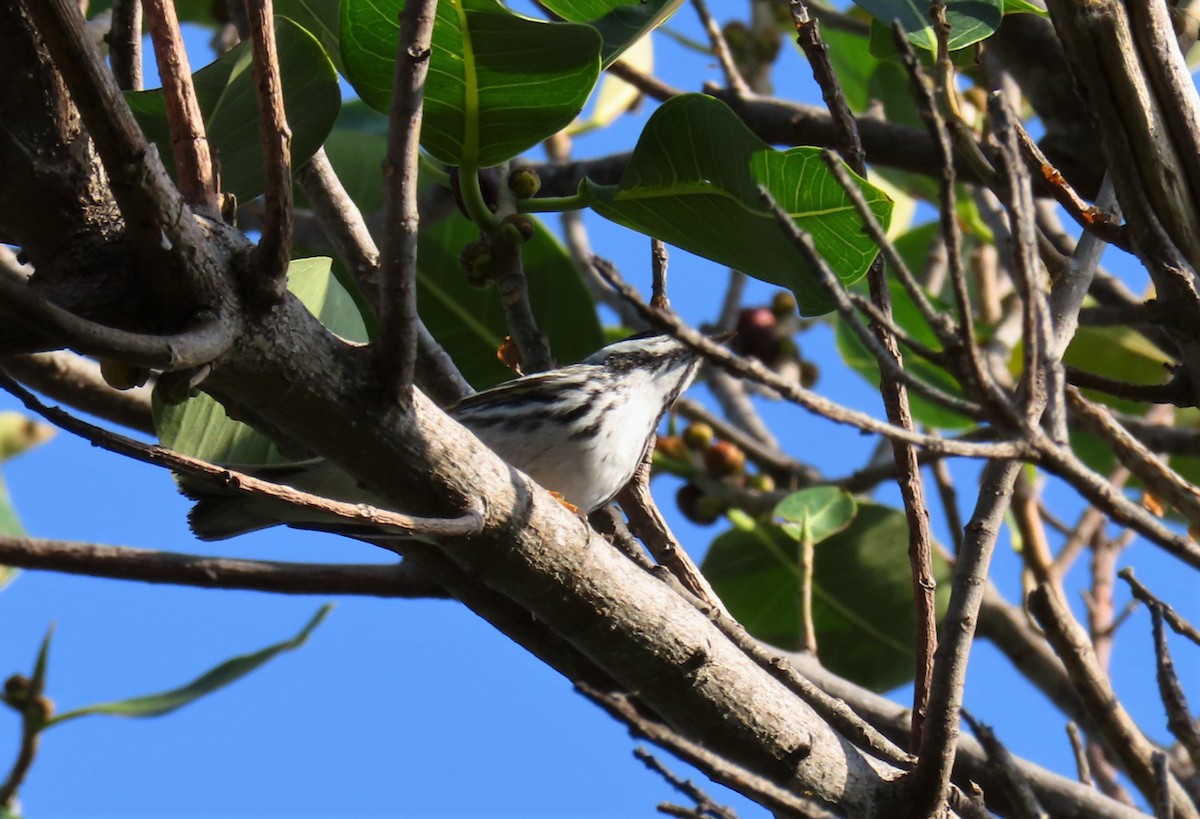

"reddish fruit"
[654, 435, 688, 461]
[731, 306, 781, 362]
[703, 440, 746, 478]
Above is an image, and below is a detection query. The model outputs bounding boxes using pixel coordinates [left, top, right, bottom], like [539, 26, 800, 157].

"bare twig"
[377, 0, 436, 401]
[107, 0, 141, 91]
[578, 685, 840, 819]
[962, 710, 1049, 819]
[634, 747, 737, 819]
[1028, 585, 1199, 819]
[909, 458, 1022, 817]
[294, 150, 473, 406]
[1, 351, 153, 434]
[246, 0, 293, 305]
[692, 0, 751, 96]
[1065, 722, 1094, 787]
[1149, 604, 1200, 773]
[0, 374, 484, 542]
[616, 454, 727, 613]
[607, 59, 683, 102]
[0, 534, 449, 597]
[650, 238, 670, 310]
[1120, 567, 1200, 648]
[142, 0, 218, 211]
[494, 227, 553, 373]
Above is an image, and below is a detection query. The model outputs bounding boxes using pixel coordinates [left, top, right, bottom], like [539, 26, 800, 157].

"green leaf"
[340, 0, 602, 166]
[775, 487, 857, 544]
[702, 503, 951, 691]
[47, 606, 331, 727]
[274, 0, 345, 73]
[854, 0, 1002, 52]
[156, 258, 368, 465]
[1002, 0, 1049, 17]
[416, 213, 605, 388]
[127, 17, 341, 202]
[538, 0, 684, 65]
[1060, 325, 1174, 416]
[583, 94, 892, 316]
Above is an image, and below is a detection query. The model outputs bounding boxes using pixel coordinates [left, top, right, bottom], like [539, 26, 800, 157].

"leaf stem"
[517, 192, 589, 214]
[457, 164, 500, 229]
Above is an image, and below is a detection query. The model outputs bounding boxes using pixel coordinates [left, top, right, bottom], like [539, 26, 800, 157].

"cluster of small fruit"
[729, 292, 818, 389]
[655, 422, 774, 526]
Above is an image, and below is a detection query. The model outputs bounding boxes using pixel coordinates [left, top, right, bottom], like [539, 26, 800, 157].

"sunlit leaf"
[127, 17, 341, 202]
[341, 0, 601, 166]
[583, 94, 892, 316]
[775, 487, 857, 544]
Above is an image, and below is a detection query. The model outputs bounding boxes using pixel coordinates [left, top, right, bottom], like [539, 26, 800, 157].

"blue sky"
[2, 4, 1197, 817]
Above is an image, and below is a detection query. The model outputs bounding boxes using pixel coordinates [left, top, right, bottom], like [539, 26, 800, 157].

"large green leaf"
[275, 0, 344, 74]
[340, 0, 602, 167]
[538, 0, 684, 65]
[1060, 325, 1174, 416]
[127, 17, 341, 202]
[582, 94, 893, 316]
[853, 0, 1002, 52]
[47, 606, 330, 726]
[416, 213, 605, 388]
[702, 502, 951, 691]
[156, 258, 368, 465]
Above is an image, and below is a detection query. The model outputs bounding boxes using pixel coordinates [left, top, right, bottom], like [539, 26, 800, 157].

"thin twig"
[607, 59, 683, 102]
[674, 398, 819, 484]
[141, 0, 218, 211]
[494, 226, 554, 373]
[615, 454, 727, 613]
[692, 0, 751, 96]
[294, 150, 473, 405]
[0, 374, 485, 541]
[1, 351, 153, 434]
[0, 534, 449, 597]
[651, 238, 670, 310]
[929, 456, 964, 554]
[377, 0, 436, 401]
[909, 458, 1023, 817]
[1065, 723, 1094, 787]
[578, 685, 840, 819]
[1028, 585, 1199, 819]
[1120, 567, 1200, 648]
[961, 710, 1049, 819]
[755, 185, 984, 420]
[1149, 604, 1200, 773]
[634, 747, 737, 819]
[107, 0, 141, 90]
[246, 0, 293, 305]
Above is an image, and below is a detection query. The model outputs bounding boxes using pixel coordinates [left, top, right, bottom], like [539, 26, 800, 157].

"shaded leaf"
[341, 0, 601, 166]
[703, 503, 951, 691]
[48, 606, 331, 727]
[274, 0, 344, 73]
[583, 94, 892, 316]
[127, 17, 340, 202]
[155, 258, 367, 465]
[1060, 325, 1174, 416]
